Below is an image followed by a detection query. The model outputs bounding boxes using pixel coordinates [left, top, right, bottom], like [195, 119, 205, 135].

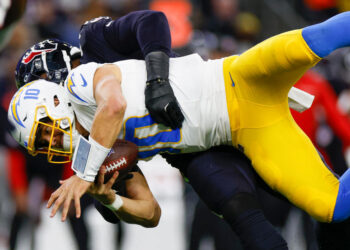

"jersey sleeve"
[81, 11, 172, 57]
[103, 10, 172, 57]
[79, 16, 114, 63]
[64, 62, 99, 106]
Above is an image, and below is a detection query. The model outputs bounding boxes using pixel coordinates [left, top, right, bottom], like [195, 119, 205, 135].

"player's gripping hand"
[47, 175, 92, 222]
[87, 168, 119, 205]
[145, 79, 184, 129]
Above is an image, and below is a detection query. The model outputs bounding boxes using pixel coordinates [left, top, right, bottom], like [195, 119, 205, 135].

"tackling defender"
[15, 11, 184, 129]
[10, 11, 350, 225]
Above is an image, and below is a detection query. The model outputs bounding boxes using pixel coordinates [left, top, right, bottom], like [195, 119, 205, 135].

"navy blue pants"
[164, 146, 288, 250]
[182, 146, 258, 215]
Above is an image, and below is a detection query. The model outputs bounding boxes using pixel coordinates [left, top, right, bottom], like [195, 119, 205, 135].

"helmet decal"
[11, 87, 26, 128]
[66, 73, 87, 103]
[11, 82, 39, 128]
[22, 48, 55, 64]
[15, 39, 81, 88]
[21, 40, 58, 64]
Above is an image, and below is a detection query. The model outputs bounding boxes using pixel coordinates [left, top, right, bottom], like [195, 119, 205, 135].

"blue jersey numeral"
[124, 115, 181, 159]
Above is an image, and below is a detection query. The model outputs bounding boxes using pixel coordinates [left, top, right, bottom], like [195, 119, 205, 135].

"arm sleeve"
[302, 12, 350, 58]
[103, 10, 172, 57]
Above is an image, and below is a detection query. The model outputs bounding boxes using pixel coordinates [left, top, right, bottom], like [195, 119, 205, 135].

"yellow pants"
[223, 29, 339, 222]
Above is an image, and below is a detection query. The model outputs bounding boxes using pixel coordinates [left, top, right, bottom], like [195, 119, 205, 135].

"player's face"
[36, 121, 64, 150]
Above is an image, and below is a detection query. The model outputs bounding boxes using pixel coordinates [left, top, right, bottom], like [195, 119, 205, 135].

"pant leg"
[237, 114, 339, 222]
[185, 147, 288, 249]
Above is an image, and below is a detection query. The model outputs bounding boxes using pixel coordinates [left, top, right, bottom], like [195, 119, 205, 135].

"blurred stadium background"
[2, 0, 350, 249]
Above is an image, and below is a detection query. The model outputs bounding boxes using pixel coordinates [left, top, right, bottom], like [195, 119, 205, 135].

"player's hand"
[87, 168, 119, 205]
[145, 79, 184, 129]
[47, 175, 92, 221]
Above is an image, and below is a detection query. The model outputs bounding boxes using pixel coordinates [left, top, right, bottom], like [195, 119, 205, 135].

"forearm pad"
[145, 51, 169, 82]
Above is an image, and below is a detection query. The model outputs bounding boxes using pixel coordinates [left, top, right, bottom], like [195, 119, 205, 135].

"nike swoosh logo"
[80, 73, 87, 87]
[229, 72, 235, 87]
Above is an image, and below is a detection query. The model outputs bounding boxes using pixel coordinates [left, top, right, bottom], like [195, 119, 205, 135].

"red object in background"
[304, 0, 336, 10]
[291, 70, 350, 166]
[150, 0, 193, 48]
[7, 149, 28, 193]
[7, 149, 75, 200]
[62, 161, 74, 180]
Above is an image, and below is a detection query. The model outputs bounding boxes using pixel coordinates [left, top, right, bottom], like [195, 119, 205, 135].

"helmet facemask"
[28, 105, 73, 164]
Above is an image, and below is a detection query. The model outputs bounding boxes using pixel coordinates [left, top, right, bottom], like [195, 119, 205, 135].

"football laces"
[105, 157, 127, 173]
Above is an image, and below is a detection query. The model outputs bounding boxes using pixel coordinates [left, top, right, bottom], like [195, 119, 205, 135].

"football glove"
[145, 51, 184, 129]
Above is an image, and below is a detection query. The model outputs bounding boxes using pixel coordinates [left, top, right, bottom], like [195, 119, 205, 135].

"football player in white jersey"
[9, 79, 162, 227]
[11, 11, 350, 245]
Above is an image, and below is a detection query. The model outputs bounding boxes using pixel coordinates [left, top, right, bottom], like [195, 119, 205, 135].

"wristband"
[103, 194, 124, 211]
[71, 135, 111, 182]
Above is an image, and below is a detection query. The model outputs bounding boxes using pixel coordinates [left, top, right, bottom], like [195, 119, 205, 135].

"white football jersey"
[65, 54, 232, 160]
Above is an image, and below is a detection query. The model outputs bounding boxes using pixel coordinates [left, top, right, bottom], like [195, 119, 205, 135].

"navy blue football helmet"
[15, 39, 81, 88]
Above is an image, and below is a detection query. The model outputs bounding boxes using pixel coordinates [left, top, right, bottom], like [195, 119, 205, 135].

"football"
[96, 139, 138, 183]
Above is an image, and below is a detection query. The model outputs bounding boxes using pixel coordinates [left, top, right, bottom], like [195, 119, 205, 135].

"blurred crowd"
[2, 0, 350, 250]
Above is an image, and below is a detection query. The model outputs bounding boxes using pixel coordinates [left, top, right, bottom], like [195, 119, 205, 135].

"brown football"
[95, 139, 138, 183]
